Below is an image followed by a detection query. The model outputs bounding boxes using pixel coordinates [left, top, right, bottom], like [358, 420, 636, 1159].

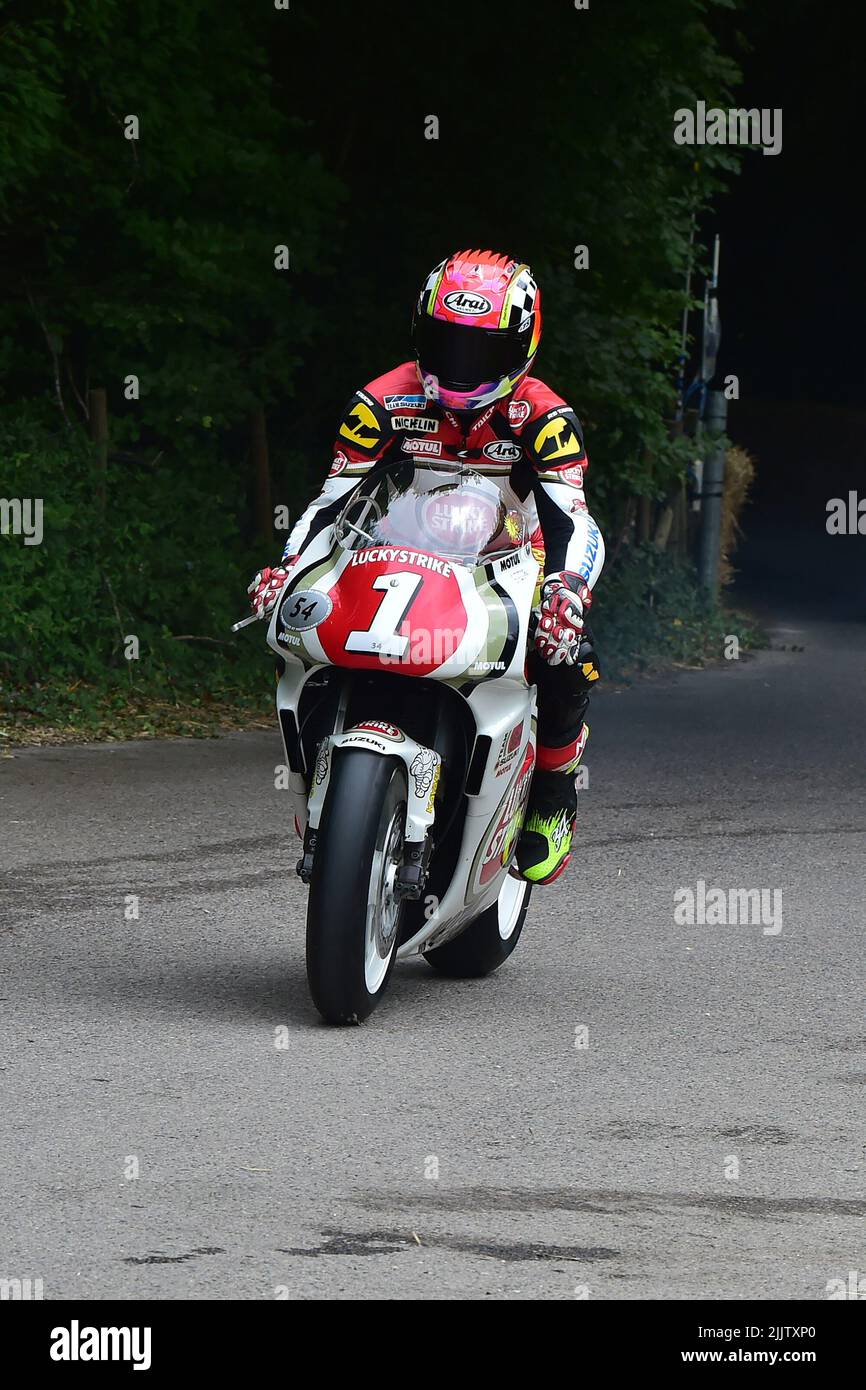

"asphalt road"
[2, 610, 865, 1300]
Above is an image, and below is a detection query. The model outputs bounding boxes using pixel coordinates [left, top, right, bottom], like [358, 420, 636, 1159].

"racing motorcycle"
[238, 459, 541, 1024]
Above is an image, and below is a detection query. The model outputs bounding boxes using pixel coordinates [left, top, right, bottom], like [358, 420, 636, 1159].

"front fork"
[296, 727, 441, 901]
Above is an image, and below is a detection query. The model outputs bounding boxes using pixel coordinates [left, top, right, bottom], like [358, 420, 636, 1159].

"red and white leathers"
[265, 362, 604, 788]
[282, 361, 605, 599]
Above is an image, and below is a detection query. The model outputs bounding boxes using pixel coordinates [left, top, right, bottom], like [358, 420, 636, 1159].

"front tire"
[423, 875, 531, 978]
[306, 752, 407, 1024]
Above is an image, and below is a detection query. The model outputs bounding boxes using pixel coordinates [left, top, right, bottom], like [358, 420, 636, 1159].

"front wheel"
[306, 752, 407, 1023]
[423, 875, 531, 978]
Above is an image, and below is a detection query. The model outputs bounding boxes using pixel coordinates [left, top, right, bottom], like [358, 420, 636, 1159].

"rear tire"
[423, 875, 531, 978]
[306, 752, 407, 1024]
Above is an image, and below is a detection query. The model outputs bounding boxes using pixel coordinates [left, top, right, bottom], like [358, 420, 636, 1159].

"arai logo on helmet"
[443, 290, 493, 317]
[482, 440, 522, 462]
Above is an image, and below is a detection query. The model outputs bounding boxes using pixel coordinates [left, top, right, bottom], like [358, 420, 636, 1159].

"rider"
[249, 250, 605, 884]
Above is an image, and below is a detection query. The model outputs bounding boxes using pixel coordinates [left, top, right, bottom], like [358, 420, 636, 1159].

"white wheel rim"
[497, 875, 528, 940]
[364, 796, 404, 994]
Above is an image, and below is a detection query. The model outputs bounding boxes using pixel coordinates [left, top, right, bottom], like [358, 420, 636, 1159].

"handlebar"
[230, 614, 261, 633]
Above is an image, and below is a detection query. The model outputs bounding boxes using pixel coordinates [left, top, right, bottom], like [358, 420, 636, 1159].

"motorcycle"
[238, 458, 540, 1023]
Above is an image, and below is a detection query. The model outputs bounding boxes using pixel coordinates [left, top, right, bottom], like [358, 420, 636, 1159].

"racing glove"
[534, 571, 593, 666]
[247, 561, 296, 621]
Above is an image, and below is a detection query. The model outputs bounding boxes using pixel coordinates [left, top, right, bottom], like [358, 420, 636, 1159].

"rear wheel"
[423, 875, 531, 978]
[306, 752, 407, 1023]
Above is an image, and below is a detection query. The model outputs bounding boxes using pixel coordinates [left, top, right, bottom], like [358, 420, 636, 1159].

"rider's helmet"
[412, 250, 542, 414]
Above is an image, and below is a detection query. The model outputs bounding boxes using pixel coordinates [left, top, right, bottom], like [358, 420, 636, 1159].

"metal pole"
[698, 389, 727, 595]
[675, 215, 696, 425]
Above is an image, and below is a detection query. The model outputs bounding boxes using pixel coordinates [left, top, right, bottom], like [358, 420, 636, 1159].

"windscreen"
[334, 461, 528, 566]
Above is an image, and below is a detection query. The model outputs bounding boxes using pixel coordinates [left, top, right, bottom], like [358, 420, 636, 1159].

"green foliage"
[595, 545, 764, 680]
[528, 0, 743, 519]
[0, 0, 342, 443]
[0, 415, 264, 731]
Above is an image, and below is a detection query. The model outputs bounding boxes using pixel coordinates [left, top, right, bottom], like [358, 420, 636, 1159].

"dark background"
[712, 0, 865, 617]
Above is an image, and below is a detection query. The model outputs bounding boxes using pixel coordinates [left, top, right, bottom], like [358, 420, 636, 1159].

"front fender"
[306, 723, 441, 846]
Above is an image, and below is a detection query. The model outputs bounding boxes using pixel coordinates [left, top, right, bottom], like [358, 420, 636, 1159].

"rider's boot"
[515, 723, 589, 885]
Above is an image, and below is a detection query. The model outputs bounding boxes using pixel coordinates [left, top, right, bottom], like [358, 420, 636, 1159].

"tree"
[0, 0, 342, 445]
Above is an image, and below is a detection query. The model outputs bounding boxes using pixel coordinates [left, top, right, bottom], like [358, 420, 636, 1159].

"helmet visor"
[415, 313, 531, 391]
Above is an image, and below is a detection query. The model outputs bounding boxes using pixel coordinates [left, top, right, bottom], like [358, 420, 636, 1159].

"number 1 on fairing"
[345, 572, 423, 658]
